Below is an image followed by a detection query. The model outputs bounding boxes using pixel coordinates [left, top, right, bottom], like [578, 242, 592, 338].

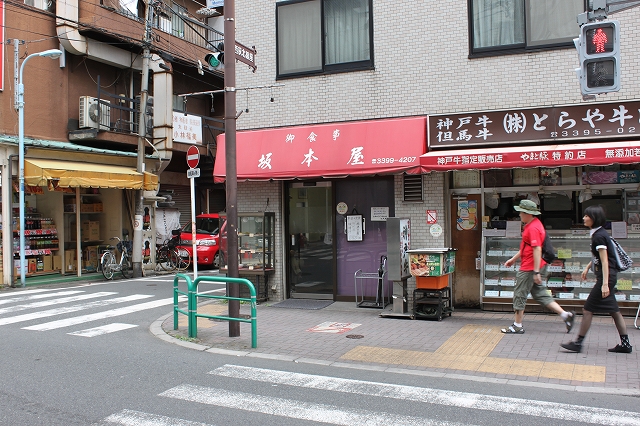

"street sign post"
[187, 145, 200, 278]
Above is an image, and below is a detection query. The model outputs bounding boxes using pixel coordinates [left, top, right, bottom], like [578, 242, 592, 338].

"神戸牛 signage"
[428, 100, 640, 150]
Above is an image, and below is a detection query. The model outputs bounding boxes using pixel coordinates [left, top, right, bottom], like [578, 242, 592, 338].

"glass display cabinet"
[481, 234, 640, 312]
[220, 212, 275, 301]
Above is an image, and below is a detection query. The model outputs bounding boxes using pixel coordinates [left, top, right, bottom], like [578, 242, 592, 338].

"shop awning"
[420, 141, 640, 172]
[213, 117, 427, 182]
[24, 158, 158, 190]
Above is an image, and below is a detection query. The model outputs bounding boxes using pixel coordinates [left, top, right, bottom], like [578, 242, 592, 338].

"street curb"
[150, 313, 640, 397]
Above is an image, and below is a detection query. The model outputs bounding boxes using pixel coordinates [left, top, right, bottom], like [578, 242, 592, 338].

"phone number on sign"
[371, 157, 416, 164]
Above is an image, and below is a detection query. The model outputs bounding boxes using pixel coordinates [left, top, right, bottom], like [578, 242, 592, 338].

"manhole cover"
[345, 334, 364, 339]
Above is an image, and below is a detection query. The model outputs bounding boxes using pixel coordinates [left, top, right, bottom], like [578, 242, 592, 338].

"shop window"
[469, 0, 583, 55]
[276, 0, 374, 78]
[403, 175, 423, 202]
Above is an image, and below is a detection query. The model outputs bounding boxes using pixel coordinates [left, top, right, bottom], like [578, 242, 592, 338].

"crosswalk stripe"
[0, 288, 63, 299]
[210, 365, 640, 425]
[23, 297, 176, 331]
[68, 323, 138, 337]
[104, 409, 213, 426]
[0, 290, 85, 306]
[0, 294, 152, 327]
[160, 384, 466, 426]
[0, 292, 117, 315]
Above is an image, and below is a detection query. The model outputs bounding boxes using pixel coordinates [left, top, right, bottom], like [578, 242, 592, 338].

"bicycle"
[156, 229, 191, 272]
[101, 236, 133, 280]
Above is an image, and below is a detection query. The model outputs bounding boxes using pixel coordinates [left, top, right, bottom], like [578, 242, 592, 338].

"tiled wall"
[234, 2, 640, 131]
[236, 181, 284, 301]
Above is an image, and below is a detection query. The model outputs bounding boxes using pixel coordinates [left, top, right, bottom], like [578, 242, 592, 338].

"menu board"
[346, 214, 364, 242]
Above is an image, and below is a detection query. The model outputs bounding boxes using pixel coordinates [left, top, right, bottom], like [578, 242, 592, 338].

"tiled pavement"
[155, 301, 640, 395]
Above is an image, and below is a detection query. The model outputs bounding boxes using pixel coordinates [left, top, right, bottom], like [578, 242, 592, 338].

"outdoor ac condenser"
[79, 96, 111, 130]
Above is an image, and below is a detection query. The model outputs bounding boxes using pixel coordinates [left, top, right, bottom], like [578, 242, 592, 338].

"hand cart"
[354, 256, 389, 309]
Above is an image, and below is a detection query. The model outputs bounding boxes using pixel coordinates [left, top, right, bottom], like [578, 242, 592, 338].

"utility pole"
[133, 1, 153, 278]
[224, 0, 240, 337]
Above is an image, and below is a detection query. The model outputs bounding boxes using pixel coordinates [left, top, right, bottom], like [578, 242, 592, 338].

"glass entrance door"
[287, 182, 334, 299]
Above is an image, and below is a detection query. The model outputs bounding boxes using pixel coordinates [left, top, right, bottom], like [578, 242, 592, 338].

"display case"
[220, 212, 275, 302]
[482, 234, 640, 311]
[220, 212, 275, 272]
[12, 213, 60, 277]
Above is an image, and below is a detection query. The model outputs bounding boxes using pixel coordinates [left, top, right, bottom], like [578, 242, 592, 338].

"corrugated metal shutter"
[158, 184, 191, 226]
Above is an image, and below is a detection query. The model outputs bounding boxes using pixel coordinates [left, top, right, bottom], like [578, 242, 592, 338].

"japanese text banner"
[214, 117, 426, 182]
[420, 141, 640, 172]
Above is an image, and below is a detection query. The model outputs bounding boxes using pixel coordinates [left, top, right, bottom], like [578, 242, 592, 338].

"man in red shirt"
[501, 199, 575, 334]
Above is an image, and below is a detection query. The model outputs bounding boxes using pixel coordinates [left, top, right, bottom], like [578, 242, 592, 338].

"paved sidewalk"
[154, 301, 640, 395]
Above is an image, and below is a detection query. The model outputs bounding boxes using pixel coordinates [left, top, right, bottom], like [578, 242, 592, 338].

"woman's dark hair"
[584, 205, 607, 228]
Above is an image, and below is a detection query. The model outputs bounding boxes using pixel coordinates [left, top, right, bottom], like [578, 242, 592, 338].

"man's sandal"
[500, 324, 524, 334]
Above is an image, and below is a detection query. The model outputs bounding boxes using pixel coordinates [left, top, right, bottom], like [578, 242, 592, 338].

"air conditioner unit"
[79, 96, 111, 130]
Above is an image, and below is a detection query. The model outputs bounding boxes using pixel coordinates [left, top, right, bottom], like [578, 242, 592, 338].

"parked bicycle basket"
[117, 240, 133, 253]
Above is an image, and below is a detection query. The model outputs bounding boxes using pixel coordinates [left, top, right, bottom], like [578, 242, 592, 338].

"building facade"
[0, 0, 225, 285]
[221, 1, 640, 313]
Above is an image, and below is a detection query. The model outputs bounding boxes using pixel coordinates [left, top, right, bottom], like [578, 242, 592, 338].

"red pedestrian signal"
[575, 20, 620, 95]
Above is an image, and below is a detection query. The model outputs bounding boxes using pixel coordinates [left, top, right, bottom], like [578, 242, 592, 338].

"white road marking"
[160, 384, 467, 426]
[0, 294, 152, 326]
[0, 292, 116, 315]
[23, 297, 176, 331]
[68, 323, 138, 337]
[105, 409, 212, 425]
[0, 290, 84, 306]
[0, 288, 64, 298]
[210, 365, 640, 425]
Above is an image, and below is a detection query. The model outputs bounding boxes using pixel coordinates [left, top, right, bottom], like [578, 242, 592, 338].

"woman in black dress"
[561, 205, 632, 354]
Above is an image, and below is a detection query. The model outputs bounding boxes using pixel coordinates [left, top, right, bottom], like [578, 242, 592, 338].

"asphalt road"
[0, 276, 639, 425]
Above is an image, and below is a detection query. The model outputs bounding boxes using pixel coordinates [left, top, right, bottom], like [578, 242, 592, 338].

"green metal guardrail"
[173, 274, 257, 348]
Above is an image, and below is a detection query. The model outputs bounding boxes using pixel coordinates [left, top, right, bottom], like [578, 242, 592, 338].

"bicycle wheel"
[101, 251, 115, 280]
[158, 247, 177, 271]
[121, 253, 133, 278]
[176, 251, 191, 271]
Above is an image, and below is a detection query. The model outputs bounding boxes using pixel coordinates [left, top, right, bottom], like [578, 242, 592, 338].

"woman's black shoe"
[560, 341, 582, 353]
[608, 344, 632, 353]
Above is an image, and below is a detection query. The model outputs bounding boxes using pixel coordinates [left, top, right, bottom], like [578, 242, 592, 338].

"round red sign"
[186, 145, 200, 169]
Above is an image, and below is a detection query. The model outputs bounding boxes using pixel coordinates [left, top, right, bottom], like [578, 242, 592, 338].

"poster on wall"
[456, 200, 477, 231]
[346, 214, 364, 242]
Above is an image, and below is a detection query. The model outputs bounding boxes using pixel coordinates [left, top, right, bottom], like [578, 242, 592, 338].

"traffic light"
[204, 42, 225, 68]
[577, 20, 620, 95]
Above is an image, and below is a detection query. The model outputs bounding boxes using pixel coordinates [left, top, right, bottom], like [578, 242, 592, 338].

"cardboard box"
[65, 250, 76, 271]
[83, 246, 99, 269]
[42, 254, 53, 271]
[81, 221, 100, 241]
[53, 255, 63, 271]
[80, 204, 94, 213]
[93, 203, 104, 212]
